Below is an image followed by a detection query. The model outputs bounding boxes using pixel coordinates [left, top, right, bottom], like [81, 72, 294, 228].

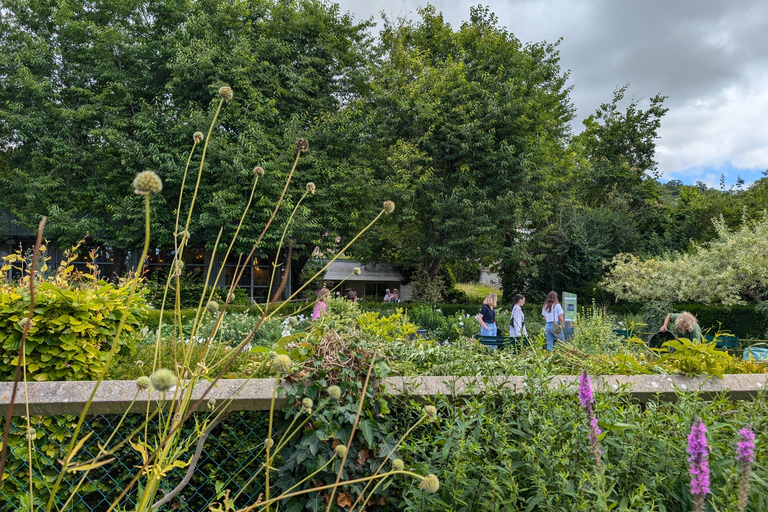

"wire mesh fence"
[1, 410, 270, 511]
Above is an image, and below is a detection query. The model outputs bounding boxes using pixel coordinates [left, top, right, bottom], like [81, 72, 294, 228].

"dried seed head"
[18, 317, 33, 330]
[219, 86, 233, 102]
[206, 300, 219, 314]
[272, 354, 292, 374]
[133, 171, 163, 195]
[136, 376, 151, 390]
[302, 398, 313, 410]
[392, 459, 404, 471]
[306, 182, 316, 195]
[207, 398, 216, 411]
[327, 385, 341, 400]
[424, 405, 438, 421]
[193, 132, 204, 144]
[383, 200, 395, 215]
[353, 267, 361, 276]
[420, 474, 440, 493]
[334, 445, 347, 458]
[296, 138, 309, 152]
[26, 428, 36, 441]
[227, 292, 235, 303]
[136, 360, 144, 367]
[265, 438, 274, 449]
[253, 166, 265, 177]
[150, 368, 177, 393]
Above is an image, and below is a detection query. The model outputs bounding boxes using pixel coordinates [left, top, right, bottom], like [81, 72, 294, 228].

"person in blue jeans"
[541, 290, 564, 350]
[477, 292, 498, 336]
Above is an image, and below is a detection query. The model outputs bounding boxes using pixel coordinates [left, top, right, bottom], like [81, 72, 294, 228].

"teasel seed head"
[420, 474, 440, 493]
[150, 368, 177, 393]
[136, 376, 151, 390]
[133, 171, 163, 195]
[327, 385, 341, 399]
[218, 86, 233, 102]
[272, 354, 292, 374]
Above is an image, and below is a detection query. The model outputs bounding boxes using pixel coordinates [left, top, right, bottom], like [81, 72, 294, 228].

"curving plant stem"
[0, 217, 45, 487]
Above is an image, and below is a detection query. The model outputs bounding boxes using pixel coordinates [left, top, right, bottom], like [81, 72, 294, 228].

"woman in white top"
[541, 290, 564, 350]
[509, 294, 528, 338]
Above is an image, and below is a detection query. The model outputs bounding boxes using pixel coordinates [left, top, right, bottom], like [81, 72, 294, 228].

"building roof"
[323, 260, 402, 281]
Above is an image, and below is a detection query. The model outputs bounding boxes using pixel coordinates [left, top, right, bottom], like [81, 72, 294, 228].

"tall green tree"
[0, 0, 371, 279]
[315, 6, 574, 297]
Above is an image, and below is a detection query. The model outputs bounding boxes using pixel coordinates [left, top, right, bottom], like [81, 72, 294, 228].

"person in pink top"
[312, 288, 329, 321]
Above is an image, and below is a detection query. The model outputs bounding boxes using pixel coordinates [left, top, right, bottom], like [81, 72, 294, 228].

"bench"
[703, 335, 739, 352]
[473, 334, 531, 351]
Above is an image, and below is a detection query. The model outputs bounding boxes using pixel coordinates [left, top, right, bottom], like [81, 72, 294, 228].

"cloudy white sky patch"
[337, 0, 768, 186]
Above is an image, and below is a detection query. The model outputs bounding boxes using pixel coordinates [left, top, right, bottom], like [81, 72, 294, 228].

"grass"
[455, 282, 502, 303]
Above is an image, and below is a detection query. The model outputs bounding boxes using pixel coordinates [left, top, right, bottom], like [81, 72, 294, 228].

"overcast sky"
[335, 0, 768, 188]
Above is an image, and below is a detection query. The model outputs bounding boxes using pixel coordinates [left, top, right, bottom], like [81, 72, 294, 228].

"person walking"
[542, 291, 564, 350]
[312, 288, 329, 321]
[509, 294, 528, 338]
[477, 292, 498, 337]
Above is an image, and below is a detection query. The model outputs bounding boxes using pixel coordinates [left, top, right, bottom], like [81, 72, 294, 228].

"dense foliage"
[0, 248, 146, 381]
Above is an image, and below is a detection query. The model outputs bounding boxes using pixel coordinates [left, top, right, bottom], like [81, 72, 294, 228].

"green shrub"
[0, 279, 147, 381]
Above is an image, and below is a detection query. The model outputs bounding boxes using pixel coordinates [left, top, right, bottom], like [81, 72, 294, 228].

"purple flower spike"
[578, 371, 594, 408]
[687, 419, 710, 512]
[736, 427, 755, 465]
[736, 426, 755, 512]
[578, 371, 602, 466]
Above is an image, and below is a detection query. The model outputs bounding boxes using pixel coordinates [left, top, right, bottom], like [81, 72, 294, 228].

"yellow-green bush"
[0, 280, 147, 381]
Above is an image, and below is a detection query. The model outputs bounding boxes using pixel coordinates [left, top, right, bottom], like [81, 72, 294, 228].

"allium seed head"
[327, 385, 341, 400]
[289, 316, 298, 326]
[150, 368, 177, 393]
[392, 459, 405, 471]
[218, 86, 233, 102]
[306, 182, 316, 195]
[334, 445, 347, 458]
[265, 438, 274, 449]
[383, 200, 395, 214]
[18, 317, 33, 330]
[207, 398, 217, 411]
[226, 292, 235, 303]
[136, 360, 144, 367]
[272, 354, 292, 374]
[302, 398, 313, 410]
[133, 171, 163, 195]
[193, 132, 204, 143]
[296, 138, 309, 152]
[420, 474, 440, 493]
[353, 267, 361, 276]
[424, 405, 438, 420]
[206, 300, 219, 314]
[26, 428, 36, 441]
[253, 166, 265, 177]
[136, 376, 151, 390]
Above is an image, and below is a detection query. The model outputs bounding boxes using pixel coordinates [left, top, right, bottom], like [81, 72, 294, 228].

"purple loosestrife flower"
[579, 371, 602, 467]
[687, 419, 710, 512]
[736, 426, 755, 512]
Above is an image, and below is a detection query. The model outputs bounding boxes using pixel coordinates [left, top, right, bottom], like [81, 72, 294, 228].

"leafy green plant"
[656, 337, 733, 378]
[0, 246, 147, 381]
